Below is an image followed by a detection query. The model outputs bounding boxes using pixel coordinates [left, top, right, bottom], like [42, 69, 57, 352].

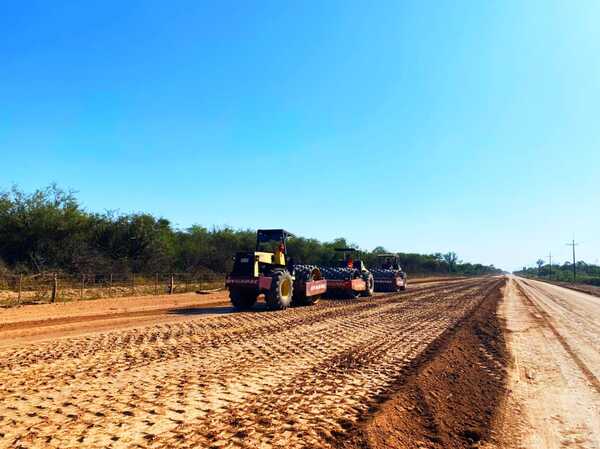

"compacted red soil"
[0, 277, 506, 449]
[335, 277, 508, 449]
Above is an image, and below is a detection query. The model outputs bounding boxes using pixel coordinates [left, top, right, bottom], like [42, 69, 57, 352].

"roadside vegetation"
[0, 185, 501, 278]
[515, 261, 600, 286]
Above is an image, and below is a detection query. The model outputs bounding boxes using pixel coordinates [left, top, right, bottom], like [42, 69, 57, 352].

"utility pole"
[548, 251, 552, 280]
[566, 239, 578, 283]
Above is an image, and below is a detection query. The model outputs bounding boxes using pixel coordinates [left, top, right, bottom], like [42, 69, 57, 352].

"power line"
[565, 239, 579, 283]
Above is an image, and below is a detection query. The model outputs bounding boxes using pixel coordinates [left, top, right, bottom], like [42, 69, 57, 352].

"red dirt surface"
[335, 277, 508, 449]
[0, 278, 501, 449]
[0, 278, 457, 347]
[0, 291, 231, 346]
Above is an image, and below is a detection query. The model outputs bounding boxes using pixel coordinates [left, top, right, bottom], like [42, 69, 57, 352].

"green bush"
[0, 185, 502, 277]
[515, 262, 600, 285]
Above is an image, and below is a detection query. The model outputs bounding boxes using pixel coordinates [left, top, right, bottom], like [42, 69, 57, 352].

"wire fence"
[0, 272, 225, 307]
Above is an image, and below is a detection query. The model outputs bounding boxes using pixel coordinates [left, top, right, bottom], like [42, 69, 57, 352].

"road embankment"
[335, 277, 508, 449]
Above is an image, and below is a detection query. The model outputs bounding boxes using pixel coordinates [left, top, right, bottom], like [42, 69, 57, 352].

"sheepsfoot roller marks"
[225, 229, 327, 310]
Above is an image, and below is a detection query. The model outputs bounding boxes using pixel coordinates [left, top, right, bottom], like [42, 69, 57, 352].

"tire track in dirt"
[139, 280, 501, 449]
[0, 280, 478, 381]
[0, 281, 448, 334]
[515, 280, 600, 394]
[519, 279, 600, 335]
[335, 277, 508, 449]
[0, 278, 495, 449]
[0, 282, 473, 414]
[0, 280, 486, 448]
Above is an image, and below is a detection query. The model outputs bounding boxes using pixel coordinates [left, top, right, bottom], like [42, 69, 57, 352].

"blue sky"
[1, 0, 599, 271]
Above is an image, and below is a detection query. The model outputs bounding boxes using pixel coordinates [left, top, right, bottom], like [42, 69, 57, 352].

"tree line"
[0, 185, 502, 278]
[515, 261, 600, 286]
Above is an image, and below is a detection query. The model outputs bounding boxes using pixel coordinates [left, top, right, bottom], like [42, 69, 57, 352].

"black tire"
[361, 273, 375, 297]
[378, 283, 391, 293]
[347, 289, 361, 299]
[229, 288, 257, 310]
[266, 270, 294, 310]
[375, 280, 391, 293]
[304, 295, 319, 305]
[391, 277, 401, 292]
[345, 270, 362, 299]
[295, 292, 320, 306]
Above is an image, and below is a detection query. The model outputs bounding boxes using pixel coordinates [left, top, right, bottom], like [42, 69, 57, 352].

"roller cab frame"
[372, 253, 407, 292]
[320, 248, 374, 299]
[225, 229, 327, 310]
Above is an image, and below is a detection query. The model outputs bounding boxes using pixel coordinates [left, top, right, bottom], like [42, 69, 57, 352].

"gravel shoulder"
[532, 278, 600, 300]
[498, 277, 600, 449]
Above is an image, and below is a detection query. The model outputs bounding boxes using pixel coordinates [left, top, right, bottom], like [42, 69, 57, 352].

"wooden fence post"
[109, 273, 113, 297]
[131, 273, 135, 296]
[33, 275, 38, 302]
[51, 273, 58, 303]
[155, 273, 159, 296]
[169, 274, 175, 294]
[80, 274, 85, 301]
[17, 274, 23, 304]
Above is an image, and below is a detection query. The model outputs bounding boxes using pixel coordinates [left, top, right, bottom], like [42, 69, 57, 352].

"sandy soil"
[0, 278, 497, 449]
[499, 277, 600, 449]
[542, 279, 600, 299]
[336, 277, 508, 449]
[0, 279, 462, 347]
[0, 291, 231, 347]
[0, 290, 230, 325]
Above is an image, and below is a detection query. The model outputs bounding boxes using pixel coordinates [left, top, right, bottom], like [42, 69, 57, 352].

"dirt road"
[0, 278, 500, 449]
[0, 291, 233, 347]
[501, 277, 600, 449]
[0, 278, 468, 347]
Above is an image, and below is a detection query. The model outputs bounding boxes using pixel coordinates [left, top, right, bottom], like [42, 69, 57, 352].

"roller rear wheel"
[229, 288, 257, 310]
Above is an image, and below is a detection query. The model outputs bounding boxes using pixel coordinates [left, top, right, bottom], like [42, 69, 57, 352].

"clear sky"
[1, 1, 599, 271]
